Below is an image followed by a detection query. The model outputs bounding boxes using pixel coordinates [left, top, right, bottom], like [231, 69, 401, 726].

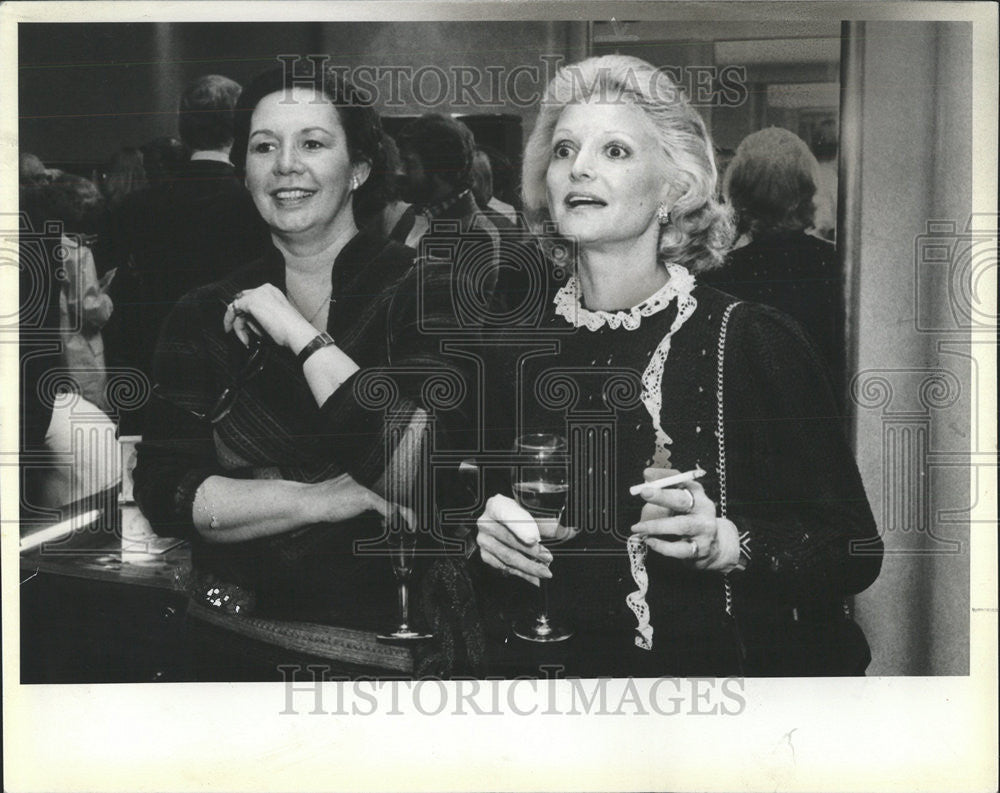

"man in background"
[390, 114, 505, 314]
[104, 74, 269, 435]
[391, 114, 499, 245]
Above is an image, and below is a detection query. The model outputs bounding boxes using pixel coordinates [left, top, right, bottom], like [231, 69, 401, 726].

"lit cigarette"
[629, 467, 705, 496]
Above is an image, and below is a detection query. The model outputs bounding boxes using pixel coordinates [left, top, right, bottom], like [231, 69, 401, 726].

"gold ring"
[678, 488, 695, 514]
[688, 538, 699, 558]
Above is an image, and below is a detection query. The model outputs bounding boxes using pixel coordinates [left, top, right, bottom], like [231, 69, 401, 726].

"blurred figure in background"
[99, 147, 148, 211]
[19, 151, 49, 183]
[470, 148, 516, 230]
[477, 143, 522, 220]
[20, 166, 120, 511]
[356, 132, 406, 238]
[19, 152, 62, 470]
[103, 73, 269, 436]
[391, 113, 497, 246]
[379, 134, 410, 236]
[140, 136, 189, 190]
[705, 126, 845, 399]
[392, 113, 504, 300]
[46, 171, 115, 410]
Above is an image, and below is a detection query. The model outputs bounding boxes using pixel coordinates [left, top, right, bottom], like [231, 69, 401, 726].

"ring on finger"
[676, 488, 695, 514]
[687, 538, 699, 558]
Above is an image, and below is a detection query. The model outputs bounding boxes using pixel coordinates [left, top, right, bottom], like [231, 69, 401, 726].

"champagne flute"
[510, 432, 574, 643]
[377, 510, 432, 643]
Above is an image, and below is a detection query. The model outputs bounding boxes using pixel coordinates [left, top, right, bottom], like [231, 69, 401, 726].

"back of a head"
[40, 172, 106, 236]
[396, 113, 475, 191]
[102, 147, 148, 207]
[20, 152, 48, 185]
[179, 74, 242, 152]
[725, 126, 820, 236]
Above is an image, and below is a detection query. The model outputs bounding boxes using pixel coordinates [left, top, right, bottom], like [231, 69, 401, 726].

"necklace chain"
[289, 288, 333, 325]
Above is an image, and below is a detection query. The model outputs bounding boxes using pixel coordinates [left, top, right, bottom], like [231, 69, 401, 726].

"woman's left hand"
[630, 467, 741, 572]
[223, 284, 316, 353]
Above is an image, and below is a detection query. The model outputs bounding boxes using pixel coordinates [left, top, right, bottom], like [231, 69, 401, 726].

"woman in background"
[474, 55, 881, 677]
[704, 126, 845, 396]
[99, 146, 149, 210]
[20, 169, 120, 508]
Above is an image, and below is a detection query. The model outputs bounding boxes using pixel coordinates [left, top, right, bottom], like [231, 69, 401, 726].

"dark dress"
[702, 230, 845, 401]
[477, 264, 881, 677]
[133, 229, 472, 629]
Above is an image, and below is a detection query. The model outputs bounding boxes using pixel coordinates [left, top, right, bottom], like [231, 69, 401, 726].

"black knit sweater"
[477, 275, 882, 677]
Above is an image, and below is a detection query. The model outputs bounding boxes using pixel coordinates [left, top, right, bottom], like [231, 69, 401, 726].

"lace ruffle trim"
[552, 264, 696, 332]
[552, 265, 700, 651]
[626, 535, 653, 650]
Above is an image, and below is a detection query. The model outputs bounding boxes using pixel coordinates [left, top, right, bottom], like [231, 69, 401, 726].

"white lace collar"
[552, 264, 696, 331]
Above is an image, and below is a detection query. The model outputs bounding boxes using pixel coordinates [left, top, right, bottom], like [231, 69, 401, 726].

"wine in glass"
[377, 510, 432, 643]
[510, 432, 575, 643]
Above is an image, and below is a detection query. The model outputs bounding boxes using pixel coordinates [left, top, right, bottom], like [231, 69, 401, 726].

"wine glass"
[377, 510, 432, 643]
[510, 432, 574, 643]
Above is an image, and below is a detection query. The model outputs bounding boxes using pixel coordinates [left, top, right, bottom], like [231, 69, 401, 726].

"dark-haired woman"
[133, 64, 462, 633]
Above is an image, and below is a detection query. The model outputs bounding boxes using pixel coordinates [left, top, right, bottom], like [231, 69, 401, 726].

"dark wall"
[19, 21, 586, 167]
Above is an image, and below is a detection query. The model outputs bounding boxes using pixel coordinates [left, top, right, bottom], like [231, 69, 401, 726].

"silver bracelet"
[738, 530, 752, 566]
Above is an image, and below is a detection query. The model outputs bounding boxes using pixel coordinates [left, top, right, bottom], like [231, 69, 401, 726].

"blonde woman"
[474, 55, 881, 677]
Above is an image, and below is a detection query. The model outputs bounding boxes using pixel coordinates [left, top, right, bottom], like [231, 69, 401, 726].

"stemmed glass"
[377, 510, 432, 643]
[510, 432, 575, 643]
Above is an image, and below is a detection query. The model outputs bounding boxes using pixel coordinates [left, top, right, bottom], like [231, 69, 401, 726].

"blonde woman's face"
[545, 96, 674, 250]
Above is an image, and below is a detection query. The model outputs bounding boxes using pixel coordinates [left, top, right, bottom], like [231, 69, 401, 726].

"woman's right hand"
[306, 473, 414, 529]
[475, 494, 554, 586]
[224, 284, 316, 353]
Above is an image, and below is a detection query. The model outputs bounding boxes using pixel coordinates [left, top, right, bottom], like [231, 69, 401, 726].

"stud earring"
[656, 204, 671, 225]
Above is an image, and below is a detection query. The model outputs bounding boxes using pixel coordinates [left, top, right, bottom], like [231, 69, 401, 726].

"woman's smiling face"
[546, 96, 675, 251]
[245, 87, 367, 245]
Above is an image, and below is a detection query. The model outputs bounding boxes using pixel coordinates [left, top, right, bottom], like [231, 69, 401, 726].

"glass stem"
[397, 581, 410, 630]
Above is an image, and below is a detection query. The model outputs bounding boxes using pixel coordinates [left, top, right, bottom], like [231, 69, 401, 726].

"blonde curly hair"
[522, 54, 734, 272]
